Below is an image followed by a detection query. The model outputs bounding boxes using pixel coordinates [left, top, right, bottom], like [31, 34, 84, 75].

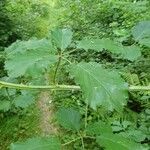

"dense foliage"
[0, 0, 150, 150]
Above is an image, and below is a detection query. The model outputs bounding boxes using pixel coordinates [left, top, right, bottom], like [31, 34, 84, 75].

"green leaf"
[77, 38, 121, 53]
[52, 28, 73, 50]
[138, 38, 150, 48]
[56, 108, 81, 131]
[86, 121, 112, 136]
[0, 101, 11, 112]
[5, 39, 58, 78]
[14, 92, 35, 108]
[10, 137, 61, 150]
[77, 38, 141, 61]
[5, 38, 54, 55]
[77, 39, 104, 52]
[120, 130, 147, 142]
[70, 62, 128, 111]
[121, 45, 141, 61]
[132, 21, 150, 47]
[132, 21, 150, 41]
[96, 133, 147, 150]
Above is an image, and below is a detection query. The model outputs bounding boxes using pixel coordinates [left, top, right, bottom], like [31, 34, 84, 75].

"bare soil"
[37, 91, 58, 136]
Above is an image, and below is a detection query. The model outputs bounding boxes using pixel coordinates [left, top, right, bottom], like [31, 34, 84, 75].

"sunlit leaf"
[52, 28, 73, 50]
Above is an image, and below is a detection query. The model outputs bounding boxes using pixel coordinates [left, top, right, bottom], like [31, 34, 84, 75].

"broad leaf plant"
[0, 21, 150, 150]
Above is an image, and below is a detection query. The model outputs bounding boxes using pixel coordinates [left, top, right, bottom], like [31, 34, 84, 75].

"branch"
[0, 81, 150, 91]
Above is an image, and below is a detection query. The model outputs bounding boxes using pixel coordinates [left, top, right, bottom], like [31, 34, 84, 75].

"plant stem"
[81, 137, 85, 150]
[62, 137, 81, 146]
[62, 56, 72, 64]
[0, 81, 80, 90]
[1, 81, 150, 91]
[53, 51, 62, 84]
[84, 102, 88, 129]
[5, 88, 11, 100]
[84, 136, 96, 139]
[64, 49, 77, 56]
[78, 132, 85, 150]
[129, 85, 150, 91]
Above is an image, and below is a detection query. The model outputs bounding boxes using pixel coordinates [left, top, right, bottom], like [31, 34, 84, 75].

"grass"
[0, 105, 41, 150]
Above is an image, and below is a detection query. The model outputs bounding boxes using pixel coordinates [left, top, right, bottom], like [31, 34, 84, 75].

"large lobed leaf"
[132, 21, 150, 48]
[77, 38, 141, 61]
[10, 137, 61, 150]
[77, 38, 121, 53]
[132, 21, 150, 41]
[52, 28, 73, 51]
[5, 38, 55, 55]
[5, 39, 58, 78]
[56, 108, 81, 131]
[70, 62, 128, 111]
[121, 45, 141, 61]
[96, 133, 147, 150]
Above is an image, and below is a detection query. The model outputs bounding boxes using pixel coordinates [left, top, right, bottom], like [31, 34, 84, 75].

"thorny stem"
[0, 81, 150, 91]
[0, 81, 80, 90]
[53, 50, 62, 84]
[128, 85, 150, 91]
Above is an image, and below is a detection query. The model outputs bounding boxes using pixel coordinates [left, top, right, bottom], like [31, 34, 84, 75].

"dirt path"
[37, 91, 57, 136]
